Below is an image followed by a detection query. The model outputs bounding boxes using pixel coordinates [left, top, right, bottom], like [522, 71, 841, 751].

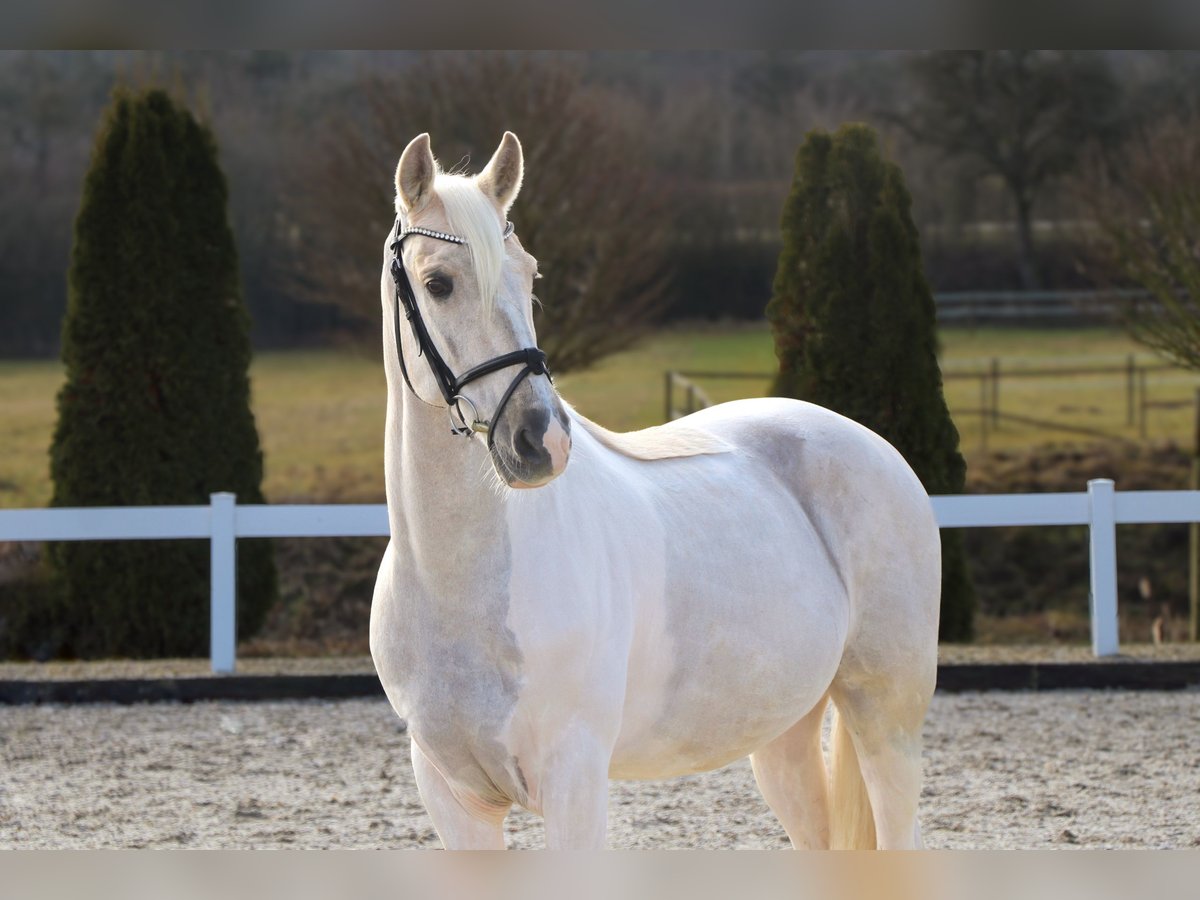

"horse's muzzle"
[492, 409, 571, 489]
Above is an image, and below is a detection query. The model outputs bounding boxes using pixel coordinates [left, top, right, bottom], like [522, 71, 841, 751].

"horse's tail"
[828, 705, 876, 850]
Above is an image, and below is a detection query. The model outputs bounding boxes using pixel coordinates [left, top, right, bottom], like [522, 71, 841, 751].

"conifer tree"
[766, 124, 975, 641]
[48, 88, 276, 658]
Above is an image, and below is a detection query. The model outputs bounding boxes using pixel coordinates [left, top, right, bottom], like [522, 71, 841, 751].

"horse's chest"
[371, 579, 527, 800]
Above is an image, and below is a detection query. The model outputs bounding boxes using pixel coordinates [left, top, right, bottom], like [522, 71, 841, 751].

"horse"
[369, 132, 941, 850]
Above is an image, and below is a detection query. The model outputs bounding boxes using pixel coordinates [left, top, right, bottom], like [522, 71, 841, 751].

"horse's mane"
[568, 406, 733, 461]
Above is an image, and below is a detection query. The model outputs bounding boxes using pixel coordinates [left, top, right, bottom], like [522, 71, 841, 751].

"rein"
[389, 217, 551, 448]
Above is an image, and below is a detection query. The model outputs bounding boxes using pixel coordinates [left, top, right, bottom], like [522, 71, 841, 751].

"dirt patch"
[2, 691, 1197, 849]
[3, 643, 1199, 684]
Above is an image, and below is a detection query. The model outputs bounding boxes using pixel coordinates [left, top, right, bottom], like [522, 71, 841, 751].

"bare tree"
[1085, 116, 1200, 370]
[285, 53, 672, 374]
[0, 52, 110, 356]
[895, 51, 1121, 290]
[1083, 113, 1200, 644]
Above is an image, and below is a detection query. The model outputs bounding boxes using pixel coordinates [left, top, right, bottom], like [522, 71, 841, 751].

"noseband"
[389, 218, 551, 448]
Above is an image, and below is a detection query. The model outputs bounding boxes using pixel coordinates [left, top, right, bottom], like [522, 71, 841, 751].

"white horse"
[370, 132, 941, 850]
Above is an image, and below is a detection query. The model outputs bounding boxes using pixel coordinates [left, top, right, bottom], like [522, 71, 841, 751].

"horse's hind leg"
[749, 696, 830, 849]
[828, 678, 931, 850]
[826, 495, 939, 849]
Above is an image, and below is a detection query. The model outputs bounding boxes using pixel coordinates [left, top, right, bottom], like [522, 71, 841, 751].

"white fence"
[0, 495, 388, 674]
[1, 479, 1197, 672]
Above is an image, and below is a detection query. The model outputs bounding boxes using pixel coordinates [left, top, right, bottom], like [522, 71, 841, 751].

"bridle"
[389, 216, 551, 448]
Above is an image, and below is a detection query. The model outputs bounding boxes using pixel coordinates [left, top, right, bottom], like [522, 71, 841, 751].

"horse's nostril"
[513, 426, 540, 461]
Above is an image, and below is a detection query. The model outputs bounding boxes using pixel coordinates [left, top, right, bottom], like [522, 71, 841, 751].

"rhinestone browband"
[398, 221, 515, 245]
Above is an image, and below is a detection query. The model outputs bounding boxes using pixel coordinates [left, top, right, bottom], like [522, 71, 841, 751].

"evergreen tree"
[48, 88, 276, 658]
[766, 123, 975, 641]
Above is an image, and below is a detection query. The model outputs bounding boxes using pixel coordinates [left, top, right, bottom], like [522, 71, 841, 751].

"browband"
[397, 221, 515, 245]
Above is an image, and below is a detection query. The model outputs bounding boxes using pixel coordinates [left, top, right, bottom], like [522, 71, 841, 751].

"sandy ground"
[3, 643, 1200, 682]
[2, 691, 1199, 849]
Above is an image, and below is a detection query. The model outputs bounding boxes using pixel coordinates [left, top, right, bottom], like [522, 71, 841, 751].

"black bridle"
[388, 217, 551, 448]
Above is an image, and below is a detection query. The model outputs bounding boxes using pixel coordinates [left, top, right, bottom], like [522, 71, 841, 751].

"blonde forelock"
[432, 172, 505, 313]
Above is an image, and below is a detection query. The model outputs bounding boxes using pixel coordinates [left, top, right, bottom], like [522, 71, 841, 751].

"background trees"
[767, 124, 976, 641]
[6, 51, 1198, 359]
[287, 53, 673, 375]
[1084, 116, 1200, 370]
[45, 88, 276, 658]
[895, 51, 1123, 290]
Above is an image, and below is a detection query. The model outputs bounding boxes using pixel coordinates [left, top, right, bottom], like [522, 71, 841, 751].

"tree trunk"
[1014, 194, 1040, 291]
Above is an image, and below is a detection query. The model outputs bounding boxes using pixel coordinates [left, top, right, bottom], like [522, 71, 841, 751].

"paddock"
[2, 690, 1197, 849]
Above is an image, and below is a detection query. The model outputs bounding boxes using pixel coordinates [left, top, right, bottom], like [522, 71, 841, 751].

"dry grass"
[941, 328, 1200, 455]
[5, 324, 1197, 510]
[0, 359, 61, 509]
[248, 350, 386, 503]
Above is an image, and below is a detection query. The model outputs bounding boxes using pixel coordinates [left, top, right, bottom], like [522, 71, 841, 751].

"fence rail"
[665, 370, 716, 421]
[940, 355, 1194, 448]
[666, 369, 770, 420]
[1, 481, 1198, 671]
[933, 289, 1151, 324]
[667, 357, 1200, 448]
[0, 496, 389, 674]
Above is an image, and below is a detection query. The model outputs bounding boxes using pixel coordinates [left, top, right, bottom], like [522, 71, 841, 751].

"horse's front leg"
[410, 739, 509, 849]
[537, 727, 613, 849]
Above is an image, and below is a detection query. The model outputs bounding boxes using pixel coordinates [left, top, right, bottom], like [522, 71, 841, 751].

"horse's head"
[386, 132, 571, 489]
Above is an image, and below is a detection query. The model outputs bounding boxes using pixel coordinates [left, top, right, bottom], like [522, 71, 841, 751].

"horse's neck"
[384, 385, 509, 594]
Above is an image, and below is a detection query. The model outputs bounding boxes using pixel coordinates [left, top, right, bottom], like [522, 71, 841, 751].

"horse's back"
[672, 396, 921, 487]
[678, 396, 940, 608]
[671, 397, 937, 562]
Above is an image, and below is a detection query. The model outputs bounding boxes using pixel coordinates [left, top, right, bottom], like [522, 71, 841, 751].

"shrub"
[766, 123, 976, 641]
[43, 87, 276, 659]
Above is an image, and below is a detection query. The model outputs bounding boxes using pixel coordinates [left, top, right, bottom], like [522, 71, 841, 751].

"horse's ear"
[477, 132, 523, 213]
[396, 133, 436, 215]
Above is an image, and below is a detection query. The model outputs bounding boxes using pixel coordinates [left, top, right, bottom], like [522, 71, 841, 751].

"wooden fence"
[665, 370, 730, 420]
[943, 356, 1193, 450]
[666, 358, 1200, 449]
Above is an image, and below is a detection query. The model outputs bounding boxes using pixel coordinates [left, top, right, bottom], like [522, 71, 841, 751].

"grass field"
[3, 324, 1200, 509]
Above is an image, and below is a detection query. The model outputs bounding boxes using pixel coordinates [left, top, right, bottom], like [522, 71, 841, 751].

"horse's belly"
[608, 639, 839, 780]
[608, 469, 849, 780]
[609, 587, 846, 780]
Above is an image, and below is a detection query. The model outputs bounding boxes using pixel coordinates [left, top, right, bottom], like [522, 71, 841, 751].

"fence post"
[978, 374, 989, 451]
[210, 492, 237, 674]
[990, 357, 1000, 427]
[1126, 354, 1135, 426]
[1138, 368, 1148, 439]
[664, 371, 674, 422]
[1087, 479, 1120, 657]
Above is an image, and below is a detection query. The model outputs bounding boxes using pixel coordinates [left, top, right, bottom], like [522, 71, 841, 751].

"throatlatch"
[389, 217, 551, 448]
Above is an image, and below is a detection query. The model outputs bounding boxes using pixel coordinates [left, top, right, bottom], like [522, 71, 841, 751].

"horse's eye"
[425, 278, 452, 299]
